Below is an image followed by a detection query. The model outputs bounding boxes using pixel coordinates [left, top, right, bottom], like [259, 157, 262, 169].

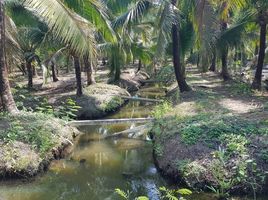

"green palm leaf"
[23, 0, 97, 59]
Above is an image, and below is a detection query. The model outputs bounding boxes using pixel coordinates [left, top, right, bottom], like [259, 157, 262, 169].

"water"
[0, 124, 167, 200]
[0, 85, 266, 200]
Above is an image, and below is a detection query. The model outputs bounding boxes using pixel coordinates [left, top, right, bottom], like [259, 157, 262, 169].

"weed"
[0, 113, 67, 156]
[102, 96, 123, 112]
[115, 187, 192, 200]
[151, 101, 172, 119]
[55, 98, 81, 120]
[229, 82, 253, 95]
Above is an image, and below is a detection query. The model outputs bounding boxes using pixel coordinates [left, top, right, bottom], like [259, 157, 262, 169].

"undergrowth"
[0, 112, 65, 156]
[152, 114, 268, 146]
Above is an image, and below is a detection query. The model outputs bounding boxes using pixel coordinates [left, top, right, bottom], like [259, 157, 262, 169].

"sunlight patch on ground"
[169, 101, 198, 117]
[218, 98, 260, 114]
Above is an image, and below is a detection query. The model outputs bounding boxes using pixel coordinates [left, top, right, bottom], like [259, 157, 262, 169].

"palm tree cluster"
[0, 0, 267, 114]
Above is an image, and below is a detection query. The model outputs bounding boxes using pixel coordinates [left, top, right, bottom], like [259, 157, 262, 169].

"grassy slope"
[152, 67, 268, 194]
[0, 112, 79, 178]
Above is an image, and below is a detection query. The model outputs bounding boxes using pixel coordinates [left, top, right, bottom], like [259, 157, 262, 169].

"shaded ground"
[167, 68, 267, 119]
[153, 67, 268, 196]
[11, 66, 149, 119]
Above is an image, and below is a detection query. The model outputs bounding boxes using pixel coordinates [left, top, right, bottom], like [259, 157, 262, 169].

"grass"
[0, 112, 70, 156]
[151, 71, 268, 195]
[0, 112, 77, 177]
[152, 114, 268, 146]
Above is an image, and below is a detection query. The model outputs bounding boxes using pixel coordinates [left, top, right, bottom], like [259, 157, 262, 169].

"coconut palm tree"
[0, 0, 18, 113]
[0, 0, 109, 113]
[64, 0, 116, 86]
[194, 0, 246, 80]
[250, 0, 268, 90]
[110, 0, 194, 92]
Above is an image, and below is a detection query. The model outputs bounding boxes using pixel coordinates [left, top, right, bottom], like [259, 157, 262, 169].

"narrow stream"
[0, 85, 265, 200]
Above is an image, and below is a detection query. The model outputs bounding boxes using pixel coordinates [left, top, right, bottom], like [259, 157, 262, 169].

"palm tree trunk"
[0, 2, 18, 113]
[73, 56, 83, 96]
[32, 65, 38, 77]
[102, 58, 106, 66]
[26, 60, 33, 88]
[137, 59, 142, 72]
[221, 48, 230, 81]
[84, 56, 95, 86]
[252, 22, 267, 90]
[51, 61, 59, 82]
[66, 56, 70, 73]
[209, 51, 216, 72]
[19, 63, 26, 75]
[171, 0, 191, 92]
[221, 21, 230, 81]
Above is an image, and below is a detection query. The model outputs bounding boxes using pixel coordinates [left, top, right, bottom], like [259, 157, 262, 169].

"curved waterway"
[0, 85, 266, 200]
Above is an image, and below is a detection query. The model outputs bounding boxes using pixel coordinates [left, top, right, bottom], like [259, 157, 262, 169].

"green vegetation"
[151, 101, 173, 119]
[0, 112, 70, 155]
[13, 86, 81, 120]
[0, 112, 77, 177]
[152, 114, 267, 145]
[101, 96, 123, 112]
[115, 187, 192, 200]
[152, 112, 268, 198]
[0, 0, 267, 199]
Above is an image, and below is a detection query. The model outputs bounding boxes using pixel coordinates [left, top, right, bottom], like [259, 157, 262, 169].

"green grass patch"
[0, 112, 67, 156]
[227, 82, 253, 95]
[152, 114, 268, 146]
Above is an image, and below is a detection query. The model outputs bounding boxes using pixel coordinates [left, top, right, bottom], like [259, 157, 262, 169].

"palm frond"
[23, 0, 97, 60]
[217, 10, 254, 50]
[154, 1, 178, 60]
[64, 0, 116, 43]
[113, 0, 151, 30]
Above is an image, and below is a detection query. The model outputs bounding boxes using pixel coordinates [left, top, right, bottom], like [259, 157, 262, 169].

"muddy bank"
[152, 115, 268, 195]
[112, 69, 150, 92]
[72, 83, 130, 119]
[0, 112, 79, 178]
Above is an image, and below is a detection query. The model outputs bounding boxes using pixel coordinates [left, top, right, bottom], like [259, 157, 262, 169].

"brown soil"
[12, 67, 148, 119]
[0, 112, 80, 179]
[154, 68, 268, 194]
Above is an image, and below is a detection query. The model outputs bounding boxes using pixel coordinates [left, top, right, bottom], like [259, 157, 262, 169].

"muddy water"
[0, 85, 265, 200]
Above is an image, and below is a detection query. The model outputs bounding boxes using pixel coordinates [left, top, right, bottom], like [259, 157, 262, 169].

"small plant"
[151, 101, 172, 119]
[229, 82, 253, 95]
[102, 96, 123, 112]
[154, 143, 164, 156]
[0, 115, 56, 156]
[55, 98, 81, 120]
[115, 187, 192, 200]
[35, 98, 54, 115]
[155, 65, 176, 86]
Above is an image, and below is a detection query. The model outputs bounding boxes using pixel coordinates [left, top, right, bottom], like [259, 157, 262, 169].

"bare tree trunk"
[200, 54, 209, 73]
[84, 56, 95, 86]
[171, 0, 191, 92]
[73, 56, 83, 96]
[252, 21, 267, 90]
[0, 2, 18, 113]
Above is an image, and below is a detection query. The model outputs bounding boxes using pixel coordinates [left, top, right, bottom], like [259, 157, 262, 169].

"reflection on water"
[0, 85, 266, 200]
[0, 125, 166, 200]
